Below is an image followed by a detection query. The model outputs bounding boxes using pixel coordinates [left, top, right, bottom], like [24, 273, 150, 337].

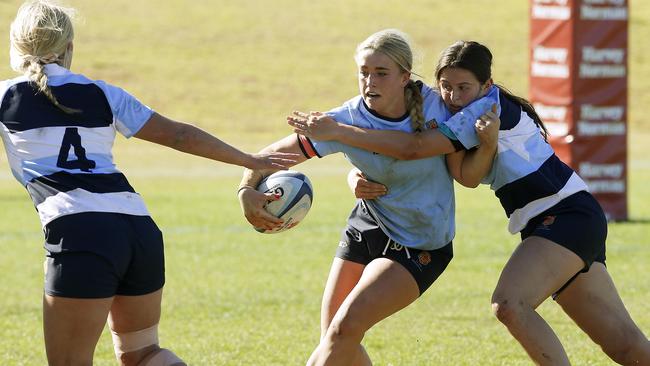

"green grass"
[1, 1, 649, 365]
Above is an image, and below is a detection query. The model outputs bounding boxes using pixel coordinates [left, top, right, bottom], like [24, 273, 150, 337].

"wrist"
[237, 185, 255, 196]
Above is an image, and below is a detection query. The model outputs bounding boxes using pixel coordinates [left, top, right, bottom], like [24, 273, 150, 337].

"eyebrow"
[360, 65, 391, 70]
[440, 80, 473, 86]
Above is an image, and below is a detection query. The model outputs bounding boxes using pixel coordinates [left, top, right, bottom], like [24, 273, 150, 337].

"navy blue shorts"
[520, 191, 607, 297]
[43, 212, 165, 298]
[521, 191, 607, 270]
[336, 201, 453, 295]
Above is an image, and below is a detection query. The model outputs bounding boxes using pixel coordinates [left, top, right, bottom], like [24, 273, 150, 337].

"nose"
[365, 74, 376, 87]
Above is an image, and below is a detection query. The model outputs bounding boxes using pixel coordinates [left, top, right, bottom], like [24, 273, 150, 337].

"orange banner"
[530, 0, 628, 220]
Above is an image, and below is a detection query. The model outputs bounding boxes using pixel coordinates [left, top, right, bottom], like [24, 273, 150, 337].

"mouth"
[365, 91, 381, 100]
[448, 104, 461, 113]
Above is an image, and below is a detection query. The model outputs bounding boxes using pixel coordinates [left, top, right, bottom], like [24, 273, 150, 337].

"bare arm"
[134, 112, 297, 170]
[288, 112, 456, 160]
[445, 106, 500, 188]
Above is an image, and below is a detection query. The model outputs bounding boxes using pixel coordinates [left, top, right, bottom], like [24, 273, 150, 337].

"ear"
[401, 71, 411, 87]
[482, 77, 493, 92]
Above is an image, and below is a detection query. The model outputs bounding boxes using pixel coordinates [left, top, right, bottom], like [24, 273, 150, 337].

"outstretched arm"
[135, 112, 297, 170]
[288, 111, 456, 160]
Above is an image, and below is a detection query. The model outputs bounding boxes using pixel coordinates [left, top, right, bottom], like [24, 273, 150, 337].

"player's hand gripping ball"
[256, 170, 313, 233]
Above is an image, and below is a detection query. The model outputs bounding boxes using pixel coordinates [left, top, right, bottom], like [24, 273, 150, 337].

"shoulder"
[497, 88, 523, 130]
[326, 95, 363, 123]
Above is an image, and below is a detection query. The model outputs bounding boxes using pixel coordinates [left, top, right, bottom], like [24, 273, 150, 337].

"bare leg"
[308, 258, 420, 366]
[491, 236, 585, 366]
[108, 288, 185, 366]
[556, 263, 650, 365]
[307, 258, 371, 366]
[43, 295, 113, 366]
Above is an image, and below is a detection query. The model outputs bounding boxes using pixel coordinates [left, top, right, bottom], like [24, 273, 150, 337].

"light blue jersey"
[0, 64, 154, 227]
[298, 83, 455, 250]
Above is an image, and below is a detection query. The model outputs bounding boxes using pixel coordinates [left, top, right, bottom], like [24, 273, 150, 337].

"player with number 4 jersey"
[0, 1, 295, 365]
[1, 64, 156, 226]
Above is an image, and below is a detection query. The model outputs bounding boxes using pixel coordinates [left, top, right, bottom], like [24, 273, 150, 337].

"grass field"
[1, 1, 649, 365]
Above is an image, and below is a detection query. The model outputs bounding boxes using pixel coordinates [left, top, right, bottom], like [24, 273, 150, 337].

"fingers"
[354, 180, 387, 199]
[292, 110, 309, 119]
[242, 192, 284, 230]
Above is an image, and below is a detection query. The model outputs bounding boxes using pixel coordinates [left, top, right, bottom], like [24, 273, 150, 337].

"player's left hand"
[287, 111, 341, 140]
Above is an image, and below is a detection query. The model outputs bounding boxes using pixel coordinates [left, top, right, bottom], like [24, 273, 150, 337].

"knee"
[491, 296, 527, 327]
[327, 311, 367, 344]
[111, 324, 185, 366]
[601, 328, 650, 365]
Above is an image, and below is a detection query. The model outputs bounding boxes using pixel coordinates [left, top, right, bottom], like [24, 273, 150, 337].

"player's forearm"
[135, 113, 256, 167]
[336, 124, 412, 158]
[459, 143, 497, 187]
[239, 135, 307, 190]
[239, 168, 266, 191]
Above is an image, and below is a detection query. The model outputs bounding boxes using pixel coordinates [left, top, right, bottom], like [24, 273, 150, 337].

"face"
[356, 49, 410, 118]
[437, 67, 492, 114]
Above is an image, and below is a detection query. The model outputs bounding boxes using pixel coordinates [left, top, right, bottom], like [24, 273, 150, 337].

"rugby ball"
[256, 170, 313, 233]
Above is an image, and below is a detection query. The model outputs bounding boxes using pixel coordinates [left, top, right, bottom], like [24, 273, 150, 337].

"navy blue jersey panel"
[496, 154, 574, 216]
[0, 82, 113, 132]
[27, 171, 136, 206]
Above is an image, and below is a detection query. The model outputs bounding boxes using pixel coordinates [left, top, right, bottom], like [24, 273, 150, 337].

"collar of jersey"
[360, 98, 410, 122]
[43, 63, 71, 77]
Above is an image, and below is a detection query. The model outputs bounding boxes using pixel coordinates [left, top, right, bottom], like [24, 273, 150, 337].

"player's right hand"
[238, 187, 284, 230]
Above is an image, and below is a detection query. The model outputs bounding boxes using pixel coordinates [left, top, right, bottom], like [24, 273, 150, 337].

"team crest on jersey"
[425, 118, 439, 129]
[418, 251, 432, 266]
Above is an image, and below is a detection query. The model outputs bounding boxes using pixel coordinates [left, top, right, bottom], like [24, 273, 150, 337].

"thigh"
[555, 263, 645, 345]
[493, 236, 585, 308]
[108, 288, 163, 333]
[43, 294, 113, 365]
[320, 258, 365, 337]
[334, 257, 420, 332]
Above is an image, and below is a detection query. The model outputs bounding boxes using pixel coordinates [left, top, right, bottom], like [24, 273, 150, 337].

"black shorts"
[336, 201, 453, 295]
[520, 191, 607, 298]
[43, 212, 165, 298]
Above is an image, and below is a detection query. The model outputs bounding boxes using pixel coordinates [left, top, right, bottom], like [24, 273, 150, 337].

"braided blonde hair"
[355, 29, 425, 132]
[9, 0, 79, 114]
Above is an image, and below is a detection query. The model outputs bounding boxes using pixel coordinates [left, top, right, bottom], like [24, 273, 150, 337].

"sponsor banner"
[529, 0, 628, 220]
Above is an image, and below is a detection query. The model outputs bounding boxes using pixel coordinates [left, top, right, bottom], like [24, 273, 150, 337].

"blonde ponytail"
[9, 0, 79, 114]
[405, 80, 424, 132]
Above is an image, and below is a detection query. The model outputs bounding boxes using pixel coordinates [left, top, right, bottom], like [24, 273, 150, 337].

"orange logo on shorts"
[418, 252, 432, 266]
[542, 215, 556, 226]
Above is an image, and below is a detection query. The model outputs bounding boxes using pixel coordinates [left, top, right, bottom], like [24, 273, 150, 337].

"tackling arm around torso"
[288, 112, 456, 160]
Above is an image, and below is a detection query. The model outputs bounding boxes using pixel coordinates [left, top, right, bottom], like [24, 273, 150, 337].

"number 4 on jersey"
[57, 127, 96, 172]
